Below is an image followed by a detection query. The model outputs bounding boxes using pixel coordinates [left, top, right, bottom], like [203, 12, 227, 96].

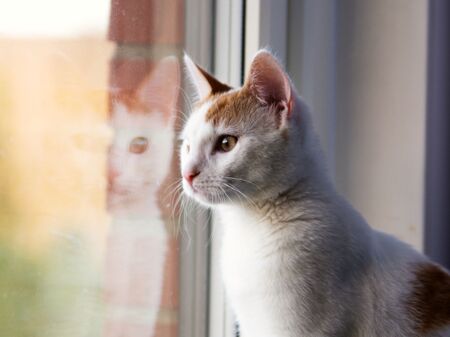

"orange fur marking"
[205, 89, 263, 127]
[407, 263, 450, 334]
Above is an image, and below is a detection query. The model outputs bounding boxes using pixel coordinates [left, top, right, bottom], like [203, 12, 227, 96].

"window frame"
[179, 1, 215, 337]
[208, 1, 290, 336]
[209, 1, 245, 336]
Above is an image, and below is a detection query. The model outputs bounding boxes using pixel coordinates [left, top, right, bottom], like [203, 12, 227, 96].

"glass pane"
[0, 1, 185, 336]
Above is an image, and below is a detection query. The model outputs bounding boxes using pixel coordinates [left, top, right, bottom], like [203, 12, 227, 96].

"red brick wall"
[109, 0, 184, 44]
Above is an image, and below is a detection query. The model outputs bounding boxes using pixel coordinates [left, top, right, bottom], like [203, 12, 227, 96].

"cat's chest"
[218, 208, 295, 336]
[222, 225, 275, 282]
[218, 208, 285, 302]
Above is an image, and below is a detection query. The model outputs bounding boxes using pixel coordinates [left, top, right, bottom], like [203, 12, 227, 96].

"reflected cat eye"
[129, 136, 149, 154]
[216, 135, 238, 152]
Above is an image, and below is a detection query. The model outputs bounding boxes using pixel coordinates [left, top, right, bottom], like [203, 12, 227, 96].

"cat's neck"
[217, 168, 336, 229]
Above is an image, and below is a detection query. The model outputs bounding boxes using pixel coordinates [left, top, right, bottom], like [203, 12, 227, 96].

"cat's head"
[107, 56, 180, 210]
[181, 50, 314, 207]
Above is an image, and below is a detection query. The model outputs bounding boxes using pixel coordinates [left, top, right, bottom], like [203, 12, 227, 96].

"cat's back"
[219, 201, 450, 337]
[357, 228, 450, 336]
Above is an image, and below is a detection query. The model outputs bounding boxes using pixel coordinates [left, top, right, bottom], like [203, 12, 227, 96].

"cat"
[180, 50, 450, 337]
[104, 56, 179, 337]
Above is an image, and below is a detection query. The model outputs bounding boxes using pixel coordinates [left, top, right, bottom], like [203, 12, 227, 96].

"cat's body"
[181, 51, 450, 337]
[219, 183, 427, 337]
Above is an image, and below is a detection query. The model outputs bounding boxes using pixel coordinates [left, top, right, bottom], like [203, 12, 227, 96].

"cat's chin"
[183, 186, 224, 208]
[191, 196, 219, 208]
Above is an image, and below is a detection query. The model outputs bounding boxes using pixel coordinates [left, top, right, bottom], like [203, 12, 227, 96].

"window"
[1, 1, 448, 337]
[0, 1, 115, 335]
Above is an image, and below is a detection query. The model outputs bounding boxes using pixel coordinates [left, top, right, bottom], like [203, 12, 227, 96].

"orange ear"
[245, 50, 291, 108]
[184, 53, 231, 102]
[135, 56, 180, 123]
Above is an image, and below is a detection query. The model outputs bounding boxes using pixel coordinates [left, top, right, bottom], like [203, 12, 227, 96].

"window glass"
[0, 1, 184, 336]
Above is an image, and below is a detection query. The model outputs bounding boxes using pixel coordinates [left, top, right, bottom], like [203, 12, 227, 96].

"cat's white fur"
[181, 51, 450, 337]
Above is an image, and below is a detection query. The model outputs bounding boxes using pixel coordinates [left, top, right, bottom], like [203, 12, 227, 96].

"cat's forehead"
[205, 89, 258, 127]
[182, 101, 215, 143]
[183, 88, 259, 141]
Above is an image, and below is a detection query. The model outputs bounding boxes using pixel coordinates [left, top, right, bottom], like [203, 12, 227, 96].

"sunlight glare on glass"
[0, 0, 110, 37]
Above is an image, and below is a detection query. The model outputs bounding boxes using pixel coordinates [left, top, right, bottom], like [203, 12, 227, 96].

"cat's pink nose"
[183, 170, 200, 185]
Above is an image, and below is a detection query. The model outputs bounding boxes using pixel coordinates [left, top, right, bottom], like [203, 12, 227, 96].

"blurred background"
[0, 0, 111, 336]
[0, 0, 184, 336]
[0, 1, 449, 337]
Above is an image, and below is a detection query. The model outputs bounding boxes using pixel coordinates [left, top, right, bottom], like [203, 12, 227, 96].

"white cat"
[180, 51, 450, 337]
[104, 56, 179, 337]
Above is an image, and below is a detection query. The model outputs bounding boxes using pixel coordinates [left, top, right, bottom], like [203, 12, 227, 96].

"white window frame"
[180, 1, 215, 337]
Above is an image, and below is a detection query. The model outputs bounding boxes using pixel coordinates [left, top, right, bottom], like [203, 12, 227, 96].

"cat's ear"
[245, 50, 292, 114]
[184, 53, 231, 102]
[136, 56, 180, 123]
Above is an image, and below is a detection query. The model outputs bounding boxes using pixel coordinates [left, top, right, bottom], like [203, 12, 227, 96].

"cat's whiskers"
[168, 181, 184, 231]
[178, 193, 192, 248]
[164, 178, 184, 205]
[172, 185, 188, 227]
[224, 176, 263, 193]
[218, 184, 233, 204]
[222, 181, 258, 209]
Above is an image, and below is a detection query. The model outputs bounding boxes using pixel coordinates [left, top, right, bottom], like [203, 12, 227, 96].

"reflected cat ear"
[183, 53, 231, 102]
[136, 56, 180, 123]
[245, 50, 292, 111]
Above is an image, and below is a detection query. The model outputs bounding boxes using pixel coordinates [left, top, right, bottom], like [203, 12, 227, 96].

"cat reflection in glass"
[105, 56, 179, 337]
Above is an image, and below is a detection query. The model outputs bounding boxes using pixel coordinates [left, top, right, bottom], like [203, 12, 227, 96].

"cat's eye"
[216, 135, 238, 153]
[186, 144, 190, 153]
[129, 136, 149, 154]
